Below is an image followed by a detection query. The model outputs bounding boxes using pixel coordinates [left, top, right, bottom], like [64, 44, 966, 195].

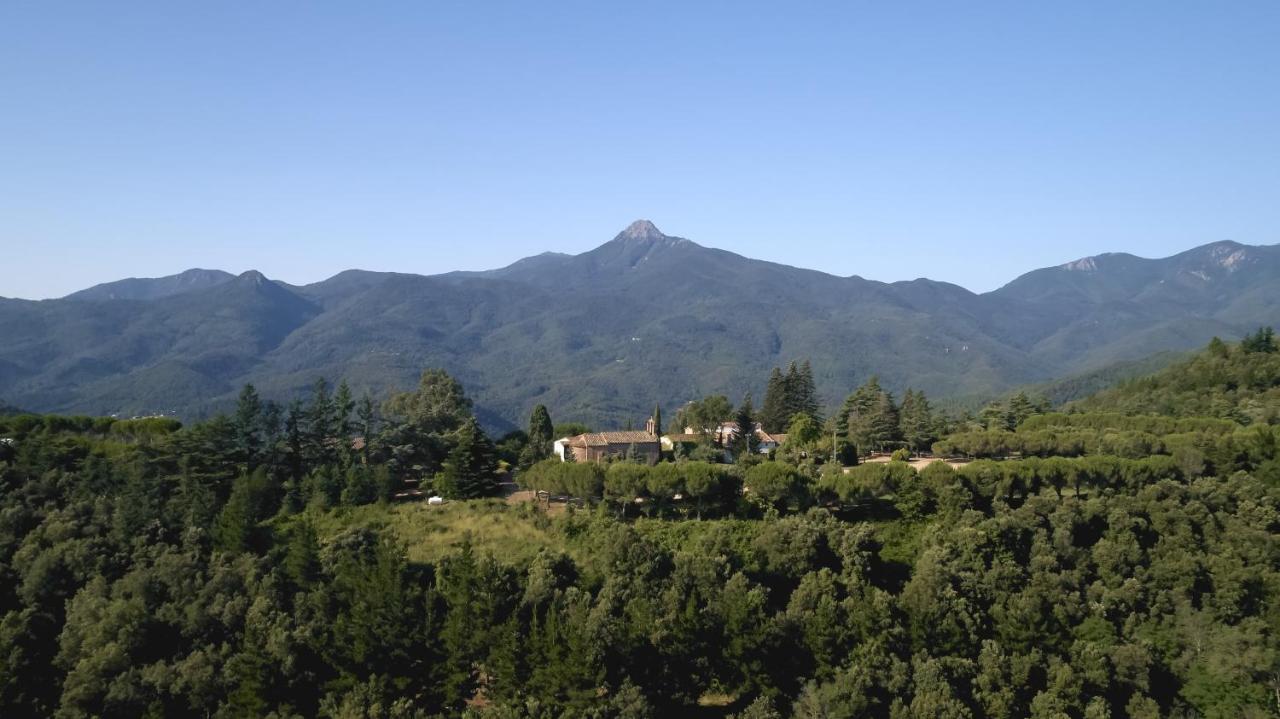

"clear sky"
[2, 2, 1277, 299]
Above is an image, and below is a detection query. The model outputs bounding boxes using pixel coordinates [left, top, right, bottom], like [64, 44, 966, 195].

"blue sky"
[2, 2, 1277, 299]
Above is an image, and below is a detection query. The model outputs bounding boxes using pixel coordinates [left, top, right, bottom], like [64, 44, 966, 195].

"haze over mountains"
[2, 221, 1277, 430]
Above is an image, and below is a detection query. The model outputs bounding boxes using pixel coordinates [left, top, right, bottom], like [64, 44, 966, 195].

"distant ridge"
[3, 221, 1279, 429]
[65, 268, 235, 301]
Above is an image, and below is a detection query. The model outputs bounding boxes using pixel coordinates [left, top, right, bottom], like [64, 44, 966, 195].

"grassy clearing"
[301, 499, 579, 566]
[296, 498, 938, 586]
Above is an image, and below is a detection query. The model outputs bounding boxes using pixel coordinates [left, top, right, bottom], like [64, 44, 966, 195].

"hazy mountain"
[63, 268, 235, 301]
[1, 221, 1276, 429]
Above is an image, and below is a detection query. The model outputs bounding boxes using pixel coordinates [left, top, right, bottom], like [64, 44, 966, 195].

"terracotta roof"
[568, 431, 659, 447]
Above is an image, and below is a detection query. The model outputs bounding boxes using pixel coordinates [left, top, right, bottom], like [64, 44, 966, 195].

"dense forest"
[1, 333, 1278, 718]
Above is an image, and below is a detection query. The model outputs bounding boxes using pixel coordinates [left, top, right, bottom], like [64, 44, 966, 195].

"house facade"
[559, 430, 661, 464]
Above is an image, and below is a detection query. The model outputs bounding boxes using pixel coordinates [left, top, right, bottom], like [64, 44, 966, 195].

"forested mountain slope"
[1, 334, 1277, 717]
[1071, 328, 1280, 423]
[1, 221, 1277, 429]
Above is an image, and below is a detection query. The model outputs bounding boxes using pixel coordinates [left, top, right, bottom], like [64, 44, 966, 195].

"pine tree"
[900, 389, 937, 453]
[357, 393, 378, 437]
[980, 401, 1015, 431]
[232, 384, 263, 471]
[867, 391, 901, 452]
[797, 360, 820, 421]
[341, 466, 379, 505]
[284, 519, 321, 588]
[304, 378, 335, 466]
[761, 367, 788, 432]
[438, 418, 499, 499]
[334, 380, 355, 441]
[838, 376, 887, 453]
[284, 399, 305, 481]
[260, 400, 282, 470]
[214, 467, 272, 553]
[356, 392, 377, 464]
[1007, 391, 1035, 427]
[1242, 326, 1277, 353]
[783, 362, 801, 422]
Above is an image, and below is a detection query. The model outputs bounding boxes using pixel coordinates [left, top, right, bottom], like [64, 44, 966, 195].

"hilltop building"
[556, 430, 661, 464]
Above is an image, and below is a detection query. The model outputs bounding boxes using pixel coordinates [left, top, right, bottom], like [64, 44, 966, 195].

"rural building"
[682, 422, 787, 454]
[559, 431, 661, 464]
[660, 433, 704, 451]
[755, 430, 788, 453]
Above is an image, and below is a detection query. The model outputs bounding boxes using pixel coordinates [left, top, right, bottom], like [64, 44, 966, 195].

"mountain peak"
[63, 268, 235, 301]
[615, 220, 666, 242]
[1060, 256, 1099, 272]
[1187, 240, 1254, 273]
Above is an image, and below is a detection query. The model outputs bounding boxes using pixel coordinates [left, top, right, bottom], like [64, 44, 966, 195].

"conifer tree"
[334, 380, 355, 441]
[651, 403, 662, 436]
[304, 378, 335, 465]
[1007, 391, 1036, 427]
[783, 362, 801, 421]
[797, 360, 820, 421]
[284, 519, 321, 588]
[761, 367, 788, 432]
[867, 391, 901, 452]
[214, 467, 272, 553]
[357, 393, 377, 433]
[232, 383, 263, 471]
[438, 417, 499, 499]
[732, 394, 760, 457]
[899, 389, 937, 453]
[284, 399, 305, 481]
[1242, 326, 1277, 353]
[520, 405, 555, 468]
[838, 376, 888, 453]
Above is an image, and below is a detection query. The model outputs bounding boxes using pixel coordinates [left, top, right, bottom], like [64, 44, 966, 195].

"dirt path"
[860, 455, 970, 471]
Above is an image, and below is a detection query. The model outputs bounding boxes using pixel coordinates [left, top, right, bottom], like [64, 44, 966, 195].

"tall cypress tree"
[761, 367, 788, 432]
[732, 394, 759, 458]
[651, 403, 662, 436]
[520, 405, 555, 468]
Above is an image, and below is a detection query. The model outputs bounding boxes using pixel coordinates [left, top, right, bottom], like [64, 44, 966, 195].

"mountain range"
[2, 221, 1277, 431]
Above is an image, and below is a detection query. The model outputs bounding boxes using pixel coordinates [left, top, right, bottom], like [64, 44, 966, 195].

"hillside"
[1, 221, 1278, 429]
[2, 330, 1277, 717]
[1020, 350, 1188, 407]
[1071, 329, 1280, 423]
